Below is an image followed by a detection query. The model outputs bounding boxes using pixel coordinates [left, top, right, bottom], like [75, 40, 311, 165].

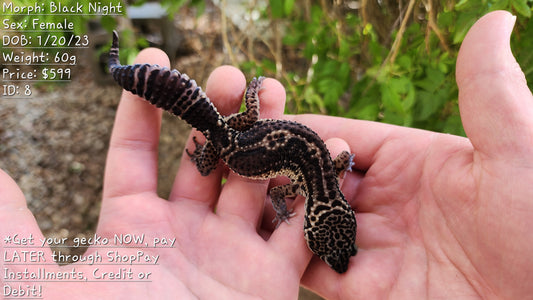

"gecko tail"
[108, 30, 120, 70]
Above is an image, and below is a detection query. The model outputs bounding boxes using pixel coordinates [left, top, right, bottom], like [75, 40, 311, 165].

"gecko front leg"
[186, 136, 220, 176]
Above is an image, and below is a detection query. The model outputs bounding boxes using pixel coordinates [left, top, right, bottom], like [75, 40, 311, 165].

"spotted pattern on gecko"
[109, 31, 357, 273]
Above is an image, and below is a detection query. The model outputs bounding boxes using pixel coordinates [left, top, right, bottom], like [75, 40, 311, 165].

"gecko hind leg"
[269, 184, 298, 228]
[224, 77, 265, 131]
[333, 151, 355, 178]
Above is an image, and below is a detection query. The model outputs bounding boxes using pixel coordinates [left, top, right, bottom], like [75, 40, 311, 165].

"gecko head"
[322, 241, 357, 273]
[304, 206, 357, 274]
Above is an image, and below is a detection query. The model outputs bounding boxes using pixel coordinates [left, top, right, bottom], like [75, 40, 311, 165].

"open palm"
[297, 11, 533, 299]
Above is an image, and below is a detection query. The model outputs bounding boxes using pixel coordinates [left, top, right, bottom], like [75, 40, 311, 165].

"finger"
[0, 170, 51, 253]
[325, 137, 352, 176]
[268, 196, 310, 274]
[327, 137, 365, 210]
[103, 48, 169, 200]
[170, 66, 246, 206]
[323, 137, 362, 208]
[217, 174, 269, 225]
[0, 170, 38, 229]
[326, 137, 350, 158]
[0, 170, 56, 279]
[456, 11, 533, 162]
[255, 77, 287, 119]
[216, 77, 287, 226]
[286, 114, 416, 171]
[0, 170, 26, 210]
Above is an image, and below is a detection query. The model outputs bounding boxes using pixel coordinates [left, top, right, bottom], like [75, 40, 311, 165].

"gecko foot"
[272, 209, 296, 228]
[185, 136, 203, 161]
[334, 151, 355, 178]
[346, 153, 355, 172]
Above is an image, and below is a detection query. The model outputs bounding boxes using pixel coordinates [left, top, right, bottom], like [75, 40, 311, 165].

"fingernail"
[509, 14, 517, 26]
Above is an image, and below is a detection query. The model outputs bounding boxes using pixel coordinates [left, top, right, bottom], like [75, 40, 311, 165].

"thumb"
[0, 169, 48, 248]
[456, 10, 533, 162]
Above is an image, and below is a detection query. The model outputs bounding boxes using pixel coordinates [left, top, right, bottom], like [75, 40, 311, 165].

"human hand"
[3, 9, 531, 300]
[291, 10, 533, 299]
[0, 49, 312, 299]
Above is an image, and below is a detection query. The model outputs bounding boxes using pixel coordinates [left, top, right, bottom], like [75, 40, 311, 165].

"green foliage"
[131, 0, 206, 18]
[3, 0, 532, 137]
[248, 0, 533, 136]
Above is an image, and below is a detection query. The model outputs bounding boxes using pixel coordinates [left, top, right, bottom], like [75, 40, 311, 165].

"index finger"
[103, 47, 169, 200]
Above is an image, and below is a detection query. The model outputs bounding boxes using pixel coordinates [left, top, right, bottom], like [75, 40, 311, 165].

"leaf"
[455, 0, 476, 11]
[511, 0, 531, 17]
[443, 113, 466, 136]
[382, 77, 415, 113]
[381, 82, 402, 113]
[490, 0, 510, 11]
[303, 86, 326, 112]
[100, 16, 117, 32]
[453, 12, 478, 44]
[396, 55, 413, 70]
[284, 0, 295, 15]
[414, 67, 445, 92]
[260, 58, 277, 74]
[437, 11, 454, 28]
[414, 91, 442, 121]
[270, 0, 284, 18]
[349, 78, 380, 120]
[351, 101, 379, 121]
[363, 23, 373, 35]
[382, 109, 408, 126]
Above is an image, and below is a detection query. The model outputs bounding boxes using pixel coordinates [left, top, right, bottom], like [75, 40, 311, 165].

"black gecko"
[109, 31, 357, 273]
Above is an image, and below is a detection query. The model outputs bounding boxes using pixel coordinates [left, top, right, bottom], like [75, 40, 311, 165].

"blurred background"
[1, 1, 532, 298]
